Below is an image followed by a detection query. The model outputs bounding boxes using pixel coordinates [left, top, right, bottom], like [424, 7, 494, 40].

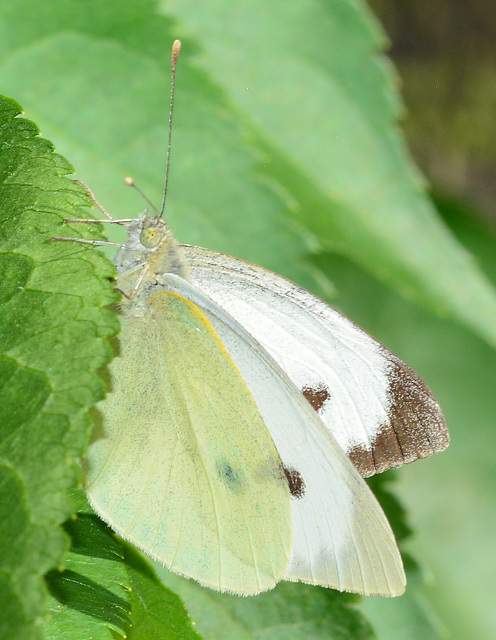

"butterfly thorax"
[115, 211, 190, 313]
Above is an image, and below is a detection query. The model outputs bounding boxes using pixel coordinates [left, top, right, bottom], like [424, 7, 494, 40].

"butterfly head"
[140, 223, 164, 249]
[138, 213, 168, 250]
[114, 210, 189, 304]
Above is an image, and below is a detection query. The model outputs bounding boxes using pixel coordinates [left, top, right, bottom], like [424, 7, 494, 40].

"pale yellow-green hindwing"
[85, 215, 292, 594]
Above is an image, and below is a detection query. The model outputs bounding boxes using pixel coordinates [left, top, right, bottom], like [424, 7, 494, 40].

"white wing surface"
[183, 246, 449, 478]
[165, 274, 406, 596]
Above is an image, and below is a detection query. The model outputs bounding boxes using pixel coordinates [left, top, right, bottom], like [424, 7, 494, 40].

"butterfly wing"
[183, 246, 449, 478]
[86, 290, 292, 595]
[165, 274, 406, 596]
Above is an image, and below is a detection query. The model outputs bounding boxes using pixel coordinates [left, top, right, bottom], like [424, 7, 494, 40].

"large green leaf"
[0, 95, 117, 639]
[0, 0, 478, 638]
[308, 190, 496, 640]
[0, 0, 495, 343]
[166, 0, 496, 346]
[0, 97, 386, 639]
[44, 497, 203, 640]
[157, 570, 376, 640]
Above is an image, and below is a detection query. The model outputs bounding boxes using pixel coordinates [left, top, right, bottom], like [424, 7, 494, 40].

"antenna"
[124, 176, 160, 215]
[159, 39, 181, 218]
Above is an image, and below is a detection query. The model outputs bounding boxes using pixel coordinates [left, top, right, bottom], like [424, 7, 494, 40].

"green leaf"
[392, 194, 496, 640]
[308, 193, 496, 640]
[0, 88, 384, 640]
[1, 0, 496, 343]
[166, 0, 496, 347]
[43, 497, 202, 640]
[357, 476, 447, 640]
[124, 543, 203, 640]
[360, 572, 449, 640]
[0, 95, 117, 639]
[44, 514, 131, 639]
[156, 569, 376, 640]
[0, 1, 474, 637]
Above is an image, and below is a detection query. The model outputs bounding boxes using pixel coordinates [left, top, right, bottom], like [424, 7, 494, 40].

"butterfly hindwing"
[86, 289, 292, 595]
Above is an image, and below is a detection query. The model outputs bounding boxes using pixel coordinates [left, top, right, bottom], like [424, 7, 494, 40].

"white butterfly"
[54, 40, 448, 597]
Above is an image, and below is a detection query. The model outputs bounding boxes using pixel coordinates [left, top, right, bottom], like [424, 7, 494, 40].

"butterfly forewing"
[86, 289, 292, 595]
[183, 246, 449, 478]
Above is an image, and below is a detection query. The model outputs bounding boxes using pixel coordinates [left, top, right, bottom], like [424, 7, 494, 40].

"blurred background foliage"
[0, 0, 495, 638]
[371, 0, 496, 219]
[368, 2, 496, 639]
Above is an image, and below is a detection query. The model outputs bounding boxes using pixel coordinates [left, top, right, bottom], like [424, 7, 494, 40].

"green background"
[0, 1, 494, 638]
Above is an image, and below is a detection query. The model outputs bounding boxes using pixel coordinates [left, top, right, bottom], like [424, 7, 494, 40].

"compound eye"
[140, 227, 162, 248]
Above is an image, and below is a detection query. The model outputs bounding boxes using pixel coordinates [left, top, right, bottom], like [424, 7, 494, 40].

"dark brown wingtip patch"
[347, 444, 376, 478]
[370, 423, 405, 475]
[348, 428, 406, 477]
[354, 353, 449, 477]
[386, 355, 449, 460]
[283, 465, 306, 499]
[302, 383, 331, 413]
[349, 355, 449, 478]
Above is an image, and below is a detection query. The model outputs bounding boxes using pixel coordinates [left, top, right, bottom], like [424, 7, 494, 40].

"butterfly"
[54, 40, 449, 597]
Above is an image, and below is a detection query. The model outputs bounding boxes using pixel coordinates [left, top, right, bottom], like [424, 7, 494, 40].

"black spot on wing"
[283, 465, 306, 499]
[302, 383, 331, 413]
[216, 459, 245, 493]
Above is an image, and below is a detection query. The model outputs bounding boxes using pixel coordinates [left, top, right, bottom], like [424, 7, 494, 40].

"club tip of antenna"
[124, 176, 134, 186]
[172, 40, 181, 64]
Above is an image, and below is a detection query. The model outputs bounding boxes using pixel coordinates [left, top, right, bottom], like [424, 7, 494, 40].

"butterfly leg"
[74, 180, 115, 221]
[51, 236, 122, 247]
